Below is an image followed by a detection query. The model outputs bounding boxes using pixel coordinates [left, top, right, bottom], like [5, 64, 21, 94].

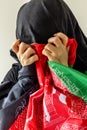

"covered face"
[16, 0, 78, 44]
[11, 0, 87, 72]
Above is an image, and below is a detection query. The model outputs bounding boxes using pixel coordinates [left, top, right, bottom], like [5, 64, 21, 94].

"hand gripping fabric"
[9, 39, 87, 130]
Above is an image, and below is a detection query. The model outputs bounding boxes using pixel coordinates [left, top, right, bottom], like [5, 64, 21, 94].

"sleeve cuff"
[18, 63, 37, 79]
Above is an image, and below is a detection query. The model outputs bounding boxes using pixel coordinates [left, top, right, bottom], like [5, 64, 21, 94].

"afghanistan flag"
[9, 42, 87, 130]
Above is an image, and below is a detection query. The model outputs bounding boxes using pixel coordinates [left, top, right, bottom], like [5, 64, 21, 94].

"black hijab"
[11, 0, 87, 73]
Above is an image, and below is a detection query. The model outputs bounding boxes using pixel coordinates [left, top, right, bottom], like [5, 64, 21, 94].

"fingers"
[42, 48, 59, 62]
[18, 45, 39, 66]
[43, 43, 57, 54]
[43, 32, 69, 66]
[22, 54, 38, 66]
[11, 32, 68, 67]
[19, 42, 30, 54]
[11, 40, 39, 66]
[22, 47, 36, 59]
[54, 32, 70, 52]
[45, 34, 65, 57]
[19, 46, 39, 66]
[48, 36, 62, 48]
[11, 40, 30, 55]
[48, 32, 68, 47]
[11, 39, 20, 53]
[54, 32, 68, 46]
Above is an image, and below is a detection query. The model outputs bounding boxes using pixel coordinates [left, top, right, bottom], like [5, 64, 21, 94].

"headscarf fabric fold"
[11, 0, 87, 72]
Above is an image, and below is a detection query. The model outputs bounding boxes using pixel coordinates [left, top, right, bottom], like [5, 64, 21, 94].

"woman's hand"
[11, 40, 39, 66]
[42, 32, 69, 66]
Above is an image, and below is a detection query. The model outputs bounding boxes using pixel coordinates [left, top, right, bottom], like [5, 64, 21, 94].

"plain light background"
[0, 0, 87, 82]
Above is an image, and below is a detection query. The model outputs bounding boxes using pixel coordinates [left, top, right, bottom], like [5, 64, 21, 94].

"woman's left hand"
[42, 32, 69, 66]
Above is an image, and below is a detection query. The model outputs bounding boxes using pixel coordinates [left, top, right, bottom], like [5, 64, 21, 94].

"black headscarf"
[11, 0, 87, 72]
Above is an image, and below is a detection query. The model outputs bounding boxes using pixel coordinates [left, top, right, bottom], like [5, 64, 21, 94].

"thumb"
[11, 39, 20, 54]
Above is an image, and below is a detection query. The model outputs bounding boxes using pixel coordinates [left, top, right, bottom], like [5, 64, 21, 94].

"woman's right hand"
[11, 40, 39, 66]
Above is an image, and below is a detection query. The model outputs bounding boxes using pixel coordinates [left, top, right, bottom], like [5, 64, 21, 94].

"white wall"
[64, 0, 87, 35]
[0, 0, 28, 82]
[0, 0, 87, 82]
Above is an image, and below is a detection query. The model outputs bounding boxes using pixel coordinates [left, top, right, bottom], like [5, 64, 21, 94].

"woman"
[0, 0, 87, 129]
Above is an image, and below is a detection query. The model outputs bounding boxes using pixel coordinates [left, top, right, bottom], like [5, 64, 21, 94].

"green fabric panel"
[48, 61, 87, 103]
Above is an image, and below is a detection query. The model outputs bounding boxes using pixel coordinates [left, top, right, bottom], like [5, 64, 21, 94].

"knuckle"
[28, 46, 35, 52]
[20, 42, 26, 48]
[32, 55, 37, 61]
[54, 37, 58, 42]
[24, 60, 28, 65]
[52, 52, 57, 58]
[21, 42, 25, 45]
[46, 44, 50, 48]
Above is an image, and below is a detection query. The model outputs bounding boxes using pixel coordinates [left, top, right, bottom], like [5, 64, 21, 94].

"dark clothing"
[13, 0, 87, 73]
[0, 0, 87, 129]
[0, 63, 38, 130]
[1, 63, 38, 108]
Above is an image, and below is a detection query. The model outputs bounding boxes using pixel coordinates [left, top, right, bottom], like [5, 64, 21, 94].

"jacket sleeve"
[0, 63, 20, 99]
[0, 63, 38, 108]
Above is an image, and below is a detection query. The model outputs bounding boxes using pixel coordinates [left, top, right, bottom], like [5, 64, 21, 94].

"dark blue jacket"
[0, 63, 38, 130]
